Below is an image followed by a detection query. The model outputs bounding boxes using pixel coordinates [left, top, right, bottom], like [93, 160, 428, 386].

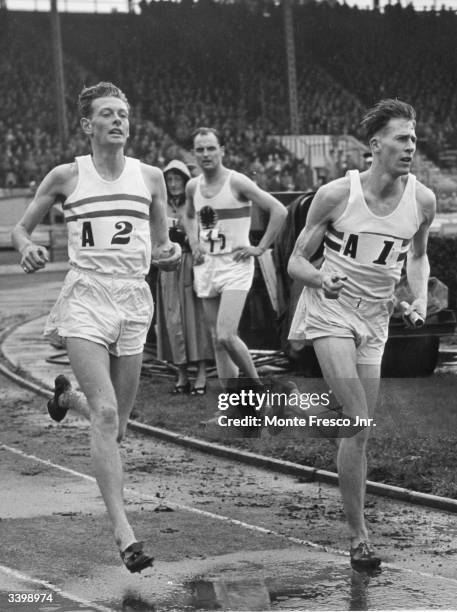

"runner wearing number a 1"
[11, 82, 181, 573]
[287, 99, 435, 569]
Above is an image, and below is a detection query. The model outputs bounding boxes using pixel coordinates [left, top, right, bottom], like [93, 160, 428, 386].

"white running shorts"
[289, 287, 393, 365]
[44, 267, 154, 356]
[193, 254, 254, 298]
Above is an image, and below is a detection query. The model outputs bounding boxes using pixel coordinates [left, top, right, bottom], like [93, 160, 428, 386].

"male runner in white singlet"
[12, 82, 181, 572]
[182, 127, 287, 397]
[287, 99, 435, 568]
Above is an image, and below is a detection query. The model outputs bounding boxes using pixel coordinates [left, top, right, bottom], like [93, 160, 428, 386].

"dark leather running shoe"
[120, 541, 154, 573]
[350, 541, 381, 569]
[47, 374, 71, 422]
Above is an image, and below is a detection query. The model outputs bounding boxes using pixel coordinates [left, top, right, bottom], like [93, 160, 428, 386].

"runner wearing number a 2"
[11, 82, 181, 573]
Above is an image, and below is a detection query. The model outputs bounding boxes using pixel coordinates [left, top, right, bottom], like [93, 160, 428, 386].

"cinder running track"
[2, 269, 457, 611]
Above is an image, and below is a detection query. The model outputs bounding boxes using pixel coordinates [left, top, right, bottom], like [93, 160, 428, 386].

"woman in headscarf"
[155, 160, 213, 395]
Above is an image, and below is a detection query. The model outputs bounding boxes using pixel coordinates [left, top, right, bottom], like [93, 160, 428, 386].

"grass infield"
[135, 373, 457, 499]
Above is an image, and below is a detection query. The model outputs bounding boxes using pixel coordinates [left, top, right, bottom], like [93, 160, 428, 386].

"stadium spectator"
[2, 4, 457, 197]
[155, 159, 214, 395]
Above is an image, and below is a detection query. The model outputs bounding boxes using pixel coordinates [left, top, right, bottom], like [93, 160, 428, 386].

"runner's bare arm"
[288, 179, 349, 298]
[11, 165, 73, 272]
[231, 173, 287, 259]
[405, 185, 436, 319]
[144, 166, 171, 249]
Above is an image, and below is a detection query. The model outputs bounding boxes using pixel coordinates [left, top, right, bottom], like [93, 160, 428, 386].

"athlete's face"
[372, 118, 416, 176]
[193, 133, 224, 172]
[81, 96, 130, 147]
[165, 171, 186, 197]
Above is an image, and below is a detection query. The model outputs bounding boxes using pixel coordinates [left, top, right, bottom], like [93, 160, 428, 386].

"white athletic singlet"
[194, 171, 251, 255]
[63, 155, 151, 277]
[321, 170, 421, 299]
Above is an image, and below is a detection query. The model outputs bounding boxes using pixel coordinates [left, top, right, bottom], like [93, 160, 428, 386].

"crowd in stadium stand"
[1, 2, 457, 190]
[297, 1, 457, 165]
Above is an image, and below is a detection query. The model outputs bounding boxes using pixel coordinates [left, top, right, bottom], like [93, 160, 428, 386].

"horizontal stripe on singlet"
[327, 224, 411, 247]
[325, 237, 408, 262]
[65, 209, 149, 223]
[327, 224, 344, 239]
[354, 229, 411, 242]
[63, 194, 151, 211]
[205, 206, 251, 220]
[324, 236, 341, 252]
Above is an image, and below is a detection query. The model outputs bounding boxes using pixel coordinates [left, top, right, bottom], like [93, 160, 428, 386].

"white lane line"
[3, 443, 457, 588]
[1, 443, 346, 557]
[2, 444, 96, 482]
[0, 564, 115, 612]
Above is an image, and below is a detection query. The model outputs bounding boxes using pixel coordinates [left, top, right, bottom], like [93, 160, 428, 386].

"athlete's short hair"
[192, 127, 224, 147]
[78, 82, 130, 119]
[361, 99, 416, 141]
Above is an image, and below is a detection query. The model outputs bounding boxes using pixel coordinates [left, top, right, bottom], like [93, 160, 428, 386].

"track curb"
[2, 317, 457, 514]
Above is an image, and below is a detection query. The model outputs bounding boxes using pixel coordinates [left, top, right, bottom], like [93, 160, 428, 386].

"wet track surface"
[3, 554, 457, 611]
[2, 272, 457, 610]
[2, 378, 457, 611]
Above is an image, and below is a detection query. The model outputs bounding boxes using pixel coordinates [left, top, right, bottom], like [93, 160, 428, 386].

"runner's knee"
[216, 329, 238, 349]
[342, 425, 370, 448]
[91, 404, 119, 433]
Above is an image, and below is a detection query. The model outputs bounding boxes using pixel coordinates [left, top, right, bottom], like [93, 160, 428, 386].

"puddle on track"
[102, 551, 457, 611]
[2, 551, 457, 610]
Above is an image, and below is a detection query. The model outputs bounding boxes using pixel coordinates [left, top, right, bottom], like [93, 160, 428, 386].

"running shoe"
[120, 541, 154, 573]
[350, 541, 381, 569]
[47, 374, 71, 422]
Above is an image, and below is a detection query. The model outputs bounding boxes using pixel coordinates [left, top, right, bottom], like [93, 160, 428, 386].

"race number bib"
[200, 228, 232, 254]
[340, 232, 404, 267]
[74, 218, 137, 250]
